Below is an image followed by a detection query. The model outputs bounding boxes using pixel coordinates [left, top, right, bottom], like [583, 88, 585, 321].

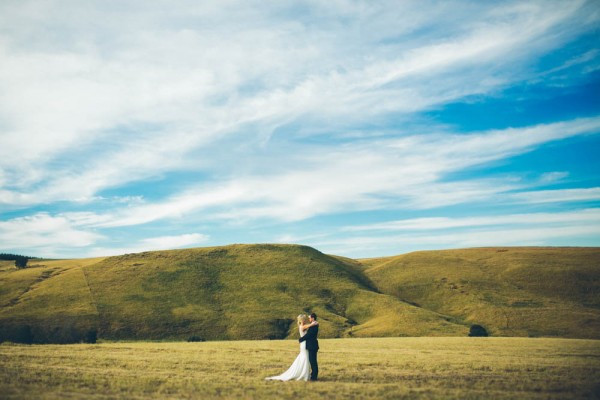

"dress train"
[266, 326, 310, 381]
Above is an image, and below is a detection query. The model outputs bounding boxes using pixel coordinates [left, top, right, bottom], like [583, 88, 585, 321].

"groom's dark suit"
[299, 324, 319, 381]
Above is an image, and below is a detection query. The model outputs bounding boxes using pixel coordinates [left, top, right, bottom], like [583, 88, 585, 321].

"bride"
[266, 314, 318, 381]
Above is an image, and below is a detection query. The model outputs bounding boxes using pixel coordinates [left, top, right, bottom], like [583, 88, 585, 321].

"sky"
[0, 0, 599, 259]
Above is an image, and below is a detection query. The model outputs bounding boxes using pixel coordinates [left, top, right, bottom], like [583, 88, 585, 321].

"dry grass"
[0, 245, 465, 342]
[363, 247, 600, 338]
[1, 246, 599, 342]
[1, 337, 598, 399]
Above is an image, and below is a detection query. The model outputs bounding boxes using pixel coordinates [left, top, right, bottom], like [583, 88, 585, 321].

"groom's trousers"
[308, 350, 318, 381]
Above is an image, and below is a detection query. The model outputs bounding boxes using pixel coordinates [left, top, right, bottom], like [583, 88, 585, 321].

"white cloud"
[141, 233, 209, 250]
[93, 184, 248, 228]
[344, 209, 600, 232]
[511, 187, 600, 204]
[1, 1, 599, 258]
[85, 233, 209, 257]
[2, 115, 597, 257]
[0, 213, 104, 257]
[323, 224, 600, 258]
[84, 117, 600, 227]
[320, 209, 600, 257]
[539, 172, 569, 183]
[0, 1, 596, 207]
[0, 210, 209, 257]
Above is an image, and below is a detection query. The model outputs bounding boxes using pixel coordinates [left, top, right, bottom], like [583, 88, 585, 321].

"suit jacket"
[299, 323, 319, 352]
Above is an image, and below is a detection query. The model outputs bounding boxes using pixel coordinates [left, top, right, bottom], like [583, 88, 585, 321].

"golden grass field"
[1, 337, 599, 399]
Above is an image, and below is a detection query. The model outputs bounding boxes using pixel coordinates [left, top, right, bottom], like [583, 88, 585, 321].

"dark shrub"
[15, 325, 34, 344]
[0, 253, 34, 268]
[469, 324, 489, 337]
[15, 256, 28, 269]
[267, 318, 294, 340]
[85, 329, 98, 344]
[187, 336, 205, 342]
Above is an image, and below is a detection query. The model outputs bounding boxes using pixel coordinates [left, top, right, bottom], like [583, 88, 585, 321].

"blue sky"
[0, 0, 599, 258]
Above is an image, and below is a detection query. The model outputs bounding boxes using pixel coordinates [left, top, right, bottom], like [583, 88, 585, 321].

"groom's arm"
[299, 326, 317, 343]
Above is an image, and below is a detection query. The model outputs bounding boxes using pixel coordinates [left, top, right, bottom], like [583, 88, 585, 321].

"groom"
[299, 312, 319, 381]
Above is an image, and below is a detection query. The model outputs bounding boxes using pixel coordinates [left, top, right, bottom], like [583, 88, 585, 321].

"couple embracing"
[266, 313, 319, 382]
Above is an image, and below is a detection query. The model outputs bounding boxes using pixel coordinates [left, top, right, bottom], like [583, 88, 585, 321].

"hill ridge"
[361, 246, 600, 339]
[0, 244, 598, 343]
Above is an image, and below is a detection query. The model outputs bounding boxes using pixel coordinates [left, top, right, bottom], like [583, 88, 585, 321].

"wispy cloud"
[0, 213, 104, 257]
[86, 233, 209, 258]
[86, 117, 600, 227]
[0, 209, 209, 258]
[0, 1, 597, 207]
[325, 209, 600, 257]
[344, 209, 600, 232]
[321, 224, 600, 258]
[141, 233, 209, 249]
[0, 1, 599, 257]
[510, 188, 600, 204]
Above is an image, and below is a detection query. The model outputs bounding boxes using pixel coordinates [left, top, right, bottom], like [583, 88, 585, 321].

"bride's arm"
[300, 321, 319, 331]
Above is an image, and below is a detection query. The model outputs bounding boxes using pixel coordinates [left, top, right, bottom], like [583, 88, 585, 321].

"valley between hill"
[0, 245, 598, 343]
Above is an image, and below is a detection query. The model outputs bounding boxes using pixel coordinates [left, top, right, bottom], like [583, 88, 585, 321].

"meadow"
[1, 337, 599, 399]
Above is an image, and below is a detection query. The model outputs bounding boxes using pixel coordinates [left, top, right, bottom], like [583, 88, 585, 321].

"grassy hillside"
[361, 247, 600, 338]
[1, 245, 598, 342]
[0, 244, 466, 343]
[0, 258, 106, 343]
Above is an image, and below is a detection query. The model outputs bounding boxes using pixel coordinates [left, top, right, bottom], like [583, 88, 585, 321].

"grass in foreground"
[1, 337, 598, 399]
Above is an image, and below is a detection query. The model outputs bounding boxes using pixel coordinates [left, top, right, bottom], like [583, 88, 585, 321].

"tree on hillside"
[468, 324, 489, 337]
[15, 256, 28, 269]
[85, 329, 98, 344]
[15, 325, 34, 344]
[0, 253, 33, 269]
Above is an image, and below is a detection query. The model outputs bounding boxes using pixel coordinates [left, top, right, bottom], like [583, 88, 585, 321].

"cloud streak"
[0, 213, 104, 258]
[1, 1, 597, 207]
[344, 209, 600, 232]
[324, 209, 600, 257]
[87, 117, 600, 227]
[0, 1, 599, 257]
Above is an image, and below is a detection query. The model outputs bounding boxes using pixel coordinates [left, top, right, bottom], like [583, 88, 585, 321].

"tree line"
[0, 253, 37, 269]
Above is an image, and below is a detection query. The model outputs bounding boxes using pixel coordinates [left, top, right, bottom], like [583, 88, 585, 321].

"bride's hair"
[297, 314, 308, 325]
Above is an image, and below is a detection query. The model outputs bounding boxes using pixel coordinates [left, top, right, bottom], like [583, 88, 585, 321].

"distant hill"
[361, 247, 600, 339]
[0, 245, 598, 343]
[0, 244, 465, 343]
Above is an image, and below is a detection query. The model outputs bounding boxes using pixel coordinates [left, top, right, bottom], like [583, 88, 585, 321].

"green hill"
[0, 245, 598, 343]
[361, 247, 600, 339]
[0, 244, 466, 343]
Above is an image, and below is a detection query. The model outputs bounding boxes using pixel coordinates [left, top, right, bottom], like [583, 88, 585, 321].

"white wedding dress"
[266, 325, 310, 381]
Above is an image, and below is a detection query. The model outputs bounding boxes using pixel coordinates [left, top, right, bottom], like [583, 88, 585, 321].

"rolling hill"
[0, 245, 598, 343]
[0, 244, 466, 343]
[361, 247, 600, 338]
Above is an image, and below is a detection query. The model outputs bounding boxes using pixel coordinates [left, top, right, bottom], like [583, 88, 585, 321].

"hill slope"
[0, 244, 466, 343]
[1, 245, 598, 342]
[361, 247, 600, 338]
